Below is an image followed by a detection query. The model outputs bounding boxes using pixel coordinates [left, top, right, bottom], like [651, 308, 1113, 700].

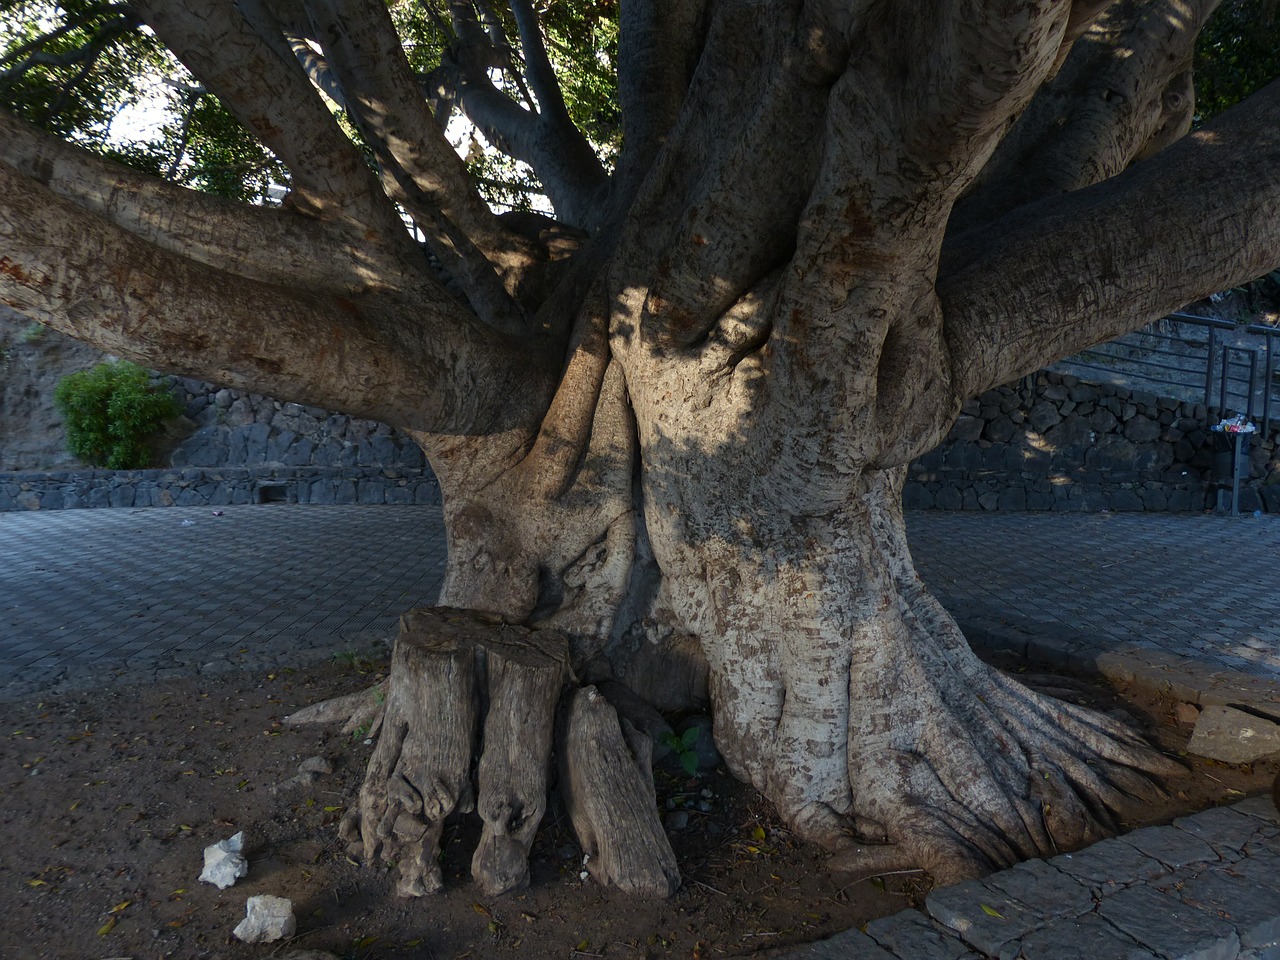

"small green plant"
[53, 361, 182, 469]
[18, 321, 46, 344]
[660, 727, 703, 777]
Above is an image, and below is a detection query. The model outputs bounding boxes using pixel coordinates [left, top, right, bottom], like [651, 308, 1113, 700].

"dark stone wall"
[905, 371, 1279, 513]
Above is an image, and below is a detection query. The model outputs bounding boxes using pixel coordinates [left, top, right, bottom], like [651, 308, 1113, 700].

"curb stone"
[776, 798, 1280, 960]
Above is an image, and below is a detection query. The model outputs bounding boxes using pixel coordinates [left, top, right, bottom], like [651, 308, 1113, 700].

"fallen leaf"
[97, 917, 117, 936]
[472, 902, 492, 918]
[980, 903, 1006, 919]
[109, 900, 130, 913]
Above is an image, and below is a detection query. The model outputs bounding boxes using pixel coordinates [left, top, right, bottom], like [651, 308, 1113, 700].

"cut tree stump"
[471, 626, 568, 894]
[339, 608, 681, 898]
[339, 608, 570, 897]
[559, 685, 681, 897]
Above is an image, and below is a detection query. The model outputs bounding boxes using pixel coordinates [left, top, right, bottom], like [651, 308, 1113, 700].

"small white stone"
[233, 894, 297, 943]
[200, 831, 249, 889]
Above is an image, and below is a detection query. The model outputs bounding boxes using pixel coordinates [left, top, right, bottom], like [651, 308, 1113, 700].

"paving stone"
[1173, 806, 1271, 859]
[1050, 837, 1169, 889]
[1097, 883, 1241, 960]
[778, 926, 898, 959]
[926, 878, 1044, 957]
[985, 859, 1093, 917]
[1119, 824, 1219, 872]
[1016, 911, 1161, 960]
[1173, 865, 1280, 949]
[1233, 797, 1280, 824]
[865, 910, 982, 959]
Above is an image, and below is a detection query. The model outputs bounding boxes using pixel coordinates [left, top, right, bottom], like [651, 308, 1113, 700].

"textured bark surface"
[340, 611, 481, 897]
[4, 0, 1279, 895]
[559, 686, 681, 898]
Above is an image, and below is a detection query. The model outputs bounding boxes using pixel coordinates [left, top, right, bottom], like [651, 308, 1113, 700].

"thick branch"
[0, 110, 411, 295]
[0, 161, 558, 436]
[132, 0, 403, 239]
[942, 81, 1280, 401]
[304, 0, 539, 333]
[508, 0, 567, 124]
[444, 1, 608, 230]
[613, 0, 709, 198]
[952, 0, 1220, 233]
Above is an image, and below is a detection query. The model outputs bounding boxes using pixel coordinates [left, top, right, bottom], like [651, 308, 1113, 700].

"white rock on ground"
[233, 894, 297, 943]
[199, 831, 249, 889]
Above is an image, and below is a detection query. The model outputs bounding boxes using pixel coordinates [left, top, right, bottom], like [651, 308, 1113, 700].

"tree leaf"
[681, 727, 700, 749]
[680, 751, 699, 776]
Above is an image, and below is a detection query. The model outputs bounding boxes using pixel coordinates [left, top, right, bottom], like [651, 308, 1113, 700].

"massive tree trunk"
[4, 0, 1280, 894]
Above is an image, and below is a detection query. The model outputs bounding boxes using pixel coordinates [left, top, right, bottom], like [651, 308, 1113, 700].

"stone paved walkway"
[2, 504, 1278, 959]
[785, 796, 1280, 960]
[912, 512, 1280, 717]
[0, 504, 446, 699]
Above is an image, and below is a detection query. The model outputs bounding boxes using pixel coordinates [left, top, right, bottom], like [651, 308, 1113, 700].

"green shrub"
[53, 361, 182, 469]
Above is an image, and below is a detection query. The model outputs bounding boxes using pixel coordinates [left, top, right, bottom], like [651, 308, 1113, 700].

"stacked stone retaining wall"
[0, 466, 440, 511]
[8, 366, 1280, 513]
[905, 370, 1280, 512]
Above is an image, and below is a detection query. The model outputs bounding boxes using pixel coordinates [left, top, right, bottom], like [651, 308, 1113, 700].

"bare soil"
[1, 651, 1274, 960]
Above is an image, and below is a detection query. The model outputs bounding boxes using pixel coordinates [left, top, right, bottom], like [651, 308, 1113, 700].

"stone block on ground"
[983, 858, 1093, 917]
[1050, 837, 1169, 888]
[865, 909, 982, 959]
[1172, 805, 1272, 860]
[1186, 705, 1280, 763]
[1118, 824, 1218, 873]
[1016, 912, 1161, 960]
[779, 926, 898, 959]
[1097, 883, 1239, 960]
[1174, 867, 1280, 950]
[925, 878, 1043, 957]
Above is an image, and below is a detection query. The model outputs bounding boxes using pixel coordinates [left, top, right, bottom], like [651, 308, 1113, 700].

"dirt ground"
[1, 650, 1275, 960]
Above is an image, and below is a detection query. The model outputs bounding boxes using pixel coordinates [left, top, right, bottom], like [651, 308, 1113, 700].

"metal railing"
[1053, 312, 1280, 435]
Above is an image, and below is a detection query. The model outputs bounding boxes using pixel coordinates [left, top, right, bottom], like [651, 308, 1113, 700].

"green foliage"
[1194, 0, 1280, 122]
[0, 0, 171, 147]
[660, 726, 703, 777]
[1, 1, 287, 201]
[53, 361, 181, 469]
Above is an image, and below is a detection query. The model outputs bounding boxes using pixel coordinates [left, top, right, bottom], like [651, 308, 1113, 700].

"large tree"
[3, 0, 1279, 894]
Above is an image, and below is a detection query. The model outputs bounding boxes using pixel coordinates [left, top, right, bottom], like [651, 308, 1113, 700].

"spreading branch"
[303, 0, 539, 334]
[132, 0, 405, 240]
[0, 159, 559, 437]
[941, 80, 1280, 402]
[443, 0, 608, 230]
[0, 110, 412, 295]
[952, 0, 1221, 233]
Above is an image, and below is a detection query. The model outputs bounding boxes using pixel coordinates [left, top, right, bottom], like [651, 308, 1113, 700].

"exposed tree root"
[282, 681, 388, 739]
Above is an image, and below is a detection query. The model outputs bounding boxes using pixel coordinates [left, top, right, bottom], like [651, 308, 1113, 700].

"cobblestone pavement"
[0, 504, 446, 700]
[2, 505, 1278, 958]
[910, 512, 1280, 715]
